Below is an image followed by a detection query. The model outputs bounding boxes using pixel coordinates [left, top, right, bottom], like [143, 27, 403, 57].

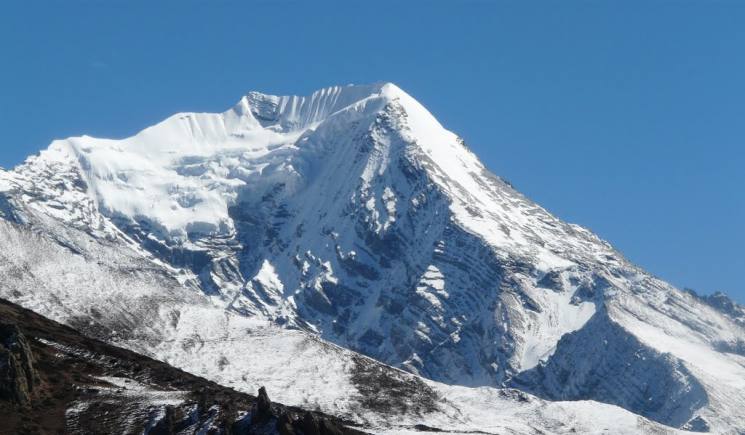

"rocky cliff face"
[0, 323, 39, 406]
[0, 83, 743, 433]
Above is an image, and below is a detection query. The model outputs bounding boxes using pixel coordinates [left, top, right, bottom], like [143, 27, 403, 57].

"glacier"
[1, 82, 744, 433]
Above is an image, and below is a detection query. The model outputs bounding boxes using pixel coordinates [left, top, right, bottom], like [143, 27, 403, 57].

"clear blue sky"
[1, 1, 743, 301]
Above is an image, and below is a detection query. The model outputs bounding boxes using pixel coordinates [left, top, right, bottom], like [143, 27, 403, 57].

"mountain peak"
[233, 82, 407, 131]
[13, 82, 456, 242]
[12, 82, 598, 263]
[4, 82, 745, 433]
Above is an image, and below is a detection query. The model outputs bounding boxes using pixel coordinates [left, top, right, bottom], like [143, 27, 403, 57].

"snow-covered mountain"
[1, 82, 744, 433]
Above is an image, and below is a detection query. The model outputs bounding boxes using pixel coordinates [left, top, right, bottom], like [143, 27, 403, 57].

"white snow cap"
[24, 82, 600, 269]
[24, 83, 435, 241]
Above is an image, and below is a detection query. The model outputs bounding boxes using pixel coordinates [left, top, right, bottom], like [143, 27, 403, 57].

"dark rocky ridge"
[0, 297, 365, 435]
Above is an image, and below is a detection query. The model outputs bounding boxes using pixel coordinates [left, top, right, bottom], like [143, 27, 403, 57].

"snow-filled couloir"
[1, 82, 744, 433]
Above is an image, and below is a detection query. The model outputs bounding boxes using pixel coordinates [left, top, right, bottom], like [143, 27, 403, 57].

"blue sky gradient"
[1, 1, 743, 301]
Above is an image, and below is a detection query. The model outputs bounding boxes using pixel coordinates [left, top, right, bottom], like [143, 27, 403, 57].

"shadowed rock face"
[513, 310, 709, 431]
[349, 354, 441, 417]
[0, 298, 365, 435]
[0, 323, 39, 406]
[701, 291, 745, 325]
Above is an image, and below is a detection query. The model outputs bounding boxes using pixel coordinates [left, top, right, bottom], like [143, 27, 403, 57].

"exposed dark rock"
[304, 286, 337, 316]
[0, 298, 366, 435]
[252, 385, 273, 423]
[412, 424, 445, 432]
[296, 411, 345, 435]
[301, 412, 322, 434]
[349, 354, 440, 416]
[147, 405, 175, 435]
[701, 291, 745, 325]
[277, 412, 296, 435]
[0, 323, 38, 406]
[235, 386, 364, 435]
[714, 339, 745, 357]
[338, 255, 381, 281]
[536, 270, 563, 292]
[0, 194, 24, 224]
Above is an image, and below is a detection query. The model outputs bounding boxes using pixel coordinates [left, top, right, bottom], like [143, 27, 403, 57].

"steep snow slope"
[1, 82, 744, 433]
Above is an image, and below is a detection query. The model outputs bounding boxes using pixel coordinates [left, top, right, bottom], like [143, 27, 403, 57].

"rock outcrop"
[238, 386, 357, 435]
[0, 323, 38, 406]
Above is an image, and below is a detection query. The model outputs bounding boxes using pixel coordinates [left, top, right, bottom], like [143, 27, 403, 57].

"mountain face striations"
[1, 83, 743, 434]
